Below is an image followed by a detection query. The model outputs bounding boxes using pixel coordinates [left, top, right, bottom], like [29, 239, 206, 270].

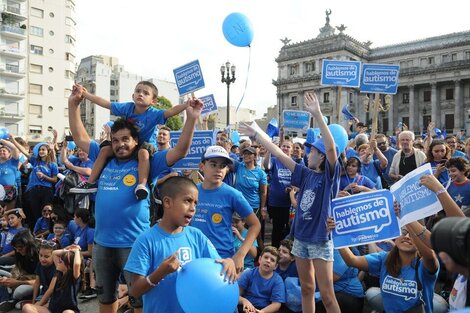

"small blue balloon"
[33, 142, 49, 157]
[222, 12, 254, 47]
[323, 116, 329, 125]
[231, 131, 241, 146]
[106, 121, 114, 128]
[0, 128, 6, 140]
[328, 124, 348, 153]
[176, 258, 239, 313]
[67, 141, 76, 150]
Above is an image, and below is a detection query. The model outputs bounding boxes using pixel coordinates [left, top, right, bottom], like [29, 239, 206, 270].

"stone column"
[409, 85, 415, 132]
[388, 94, 396, 136]
[431, 83, 439, 128]
[454, 80, 463, 133]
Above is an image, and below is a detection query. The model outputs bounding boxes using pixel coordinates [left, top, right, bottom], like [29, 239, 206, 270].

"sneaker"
[0, 300, 17, 312]
[70, 181, 98, 194]
[135, 184, 149, 200]
[79, 288, 97, 300]
[15, 300, 31, 310]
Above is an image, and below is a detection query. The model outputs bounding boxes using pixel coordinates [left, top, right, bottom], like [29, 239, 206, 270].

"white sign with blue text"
[321, 60, 361, 88]
[200, 94, 218, 117]
[332, 189, 400, 248]
[169, 130, 215, 170]
[283, 110, 311, 131]
[390, 163, 443, 227]
[173, 60, 205, 96]
[360, 63, 400, 94]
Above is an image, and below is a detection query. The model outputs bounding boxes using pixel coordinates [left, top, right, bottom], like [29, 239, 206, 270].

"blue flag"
[341, 104, 357, 121]
[266, 118, 279, 138]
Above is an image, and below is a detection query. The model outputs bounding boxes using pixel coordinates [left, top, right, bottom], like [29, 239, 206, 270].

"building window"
[65, 35, 75, 45]
[382, 118, 389, 133]
[65, 52, 75, 62]
[446, 88, 454, 100]
[402, 117, 410, 128]
[442, 54, 450, 63]
[30, 45, 43, 55]
[466, 51, 470, 60]
[65, 17, 76, 26]
[29, 104, 42, 115]
[289, 64, 298, 75]
[323, 92, 330, 103]
[451, 53, 457, 61]
[30, 26, 44, 37]
[29, 84, 42, 95]
[65, 70, 74, 79]
[428, 57, 435, 65]
[31, 7, 44, 18]
[349, 92, 353, 104]
[305, 62, 315, 73]
[30, 64, 43, 74]
[445, 114, 454, 132]
[403, 93, 409, 104]
[291, 96, 297, 107]
[29, 125, 42, 134]
[423, 90, 431, 102]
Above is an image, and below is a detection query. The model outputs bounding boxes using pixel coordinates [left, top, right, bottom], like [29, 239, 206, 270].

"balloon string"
[235, 46, 251, 112]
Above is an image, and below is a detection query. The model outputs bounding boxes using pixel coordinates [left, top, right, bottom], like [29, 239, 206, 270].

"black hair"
[159, 176, 197, 200]
[56, 250, 84, 292]
[75, 208, 95, 228]
[136, 81, 159, 100]
[346, 157, 362, 173]
[111, 118, 140, 142]
[446, 157, 470, 175]
[11, 229, 39, 274]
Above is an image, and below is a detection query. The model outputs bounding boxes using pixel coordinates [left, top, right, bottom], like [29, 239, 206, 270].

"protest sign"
[283, 110, 311, 131]
[332, 189, 400, 248]
[169, 130, 215, 170]
[321, 60, 361, 88]
[390, 163, 443, 227]
[173, 60, 205, 95]
[200, 94, 218, 117]
[360, 63, 400, 94]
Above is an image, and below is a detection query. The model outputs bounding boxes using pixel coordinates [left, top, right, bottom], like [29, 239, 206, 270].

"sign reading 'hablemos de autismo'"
[360, 63, 400, 94]
[321, 60, 361, 88]
[169, 130, 215, 170]
[173, 60, 205, 96]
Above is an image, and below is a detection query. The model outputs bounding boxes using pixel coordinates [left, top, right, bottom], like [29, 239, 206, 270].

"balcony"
[0, 89, 24, 100]
[1, 4, 27, 20]
[0, 63, 25, 78]
[0, 25, 26, 39]
[0, 107, 24, 121]
[0, 46, 25, 59]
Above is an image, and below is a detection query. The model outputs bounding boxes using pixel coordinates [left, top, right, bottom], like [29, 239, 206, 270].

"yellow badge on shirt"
[212, 213, 223, 224]
[123, 174, 137, 186]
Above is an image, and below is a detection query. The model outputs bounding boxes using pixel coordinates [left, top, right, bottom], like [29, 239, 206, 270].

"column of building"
[454, 79, 463, 134]
[431, 83, 439, 128]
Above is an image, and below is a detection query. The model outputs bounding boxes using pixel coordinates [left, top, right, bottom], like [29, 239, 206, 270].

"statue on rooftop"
[325, 9, 332, 24]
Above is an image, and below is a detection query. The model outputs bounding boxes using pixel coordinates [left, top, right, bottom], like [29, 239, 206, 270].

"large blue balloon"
[328, 124, 348, 153]
[176, 258, 239, 313]
[222, 13, 254, 47]
[0, 127, 8, 140]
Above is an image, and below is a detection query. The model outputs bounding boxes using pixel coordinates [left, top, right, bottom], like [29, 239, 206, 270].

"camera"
[431, 217, 470, 267]
[65, 135, 74, 141]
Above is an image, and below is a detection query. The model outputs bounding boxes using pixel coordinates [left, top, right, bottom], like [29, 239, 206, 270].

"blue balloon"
[105, 121, 114, 128]
[231, 130, 241, 146]
[33, 142, 49, 157]
[323, 116, 329, 125]
[328, 124, 348, 153]
[0, 128, 6, 140]
[222, 12, 254, 47]
[176, 258, 239, 313]
[67, 141, 76, 150]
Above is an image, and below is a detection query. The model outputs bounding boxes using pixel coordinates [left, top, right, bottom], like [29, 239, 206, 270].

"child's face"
[42, 206, 52, 218]
[448, 166, 466, 183]
[258, 252, 278, 273]
[7, 214, 21, 228]
[199, 158, 228, 186]
[346, 161, 359, 176]
[165, 186, 198, 227]
[0, 217, 7, 228]
[53, 223, 65, 237]
[39, 248, 54, 267]
[132, 84, 156, 108]
[308, 148, 324, 170]
[278, 245, 294, 265]
[232, 218, 245, 232]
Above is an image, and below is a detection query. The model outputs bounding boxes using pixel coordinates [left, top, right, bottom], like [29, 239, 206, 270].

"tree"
[153, 96, 183, 130]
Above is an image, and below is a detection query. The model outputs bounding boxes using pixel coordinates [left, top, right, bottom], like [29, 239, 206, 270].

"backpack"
[58, 172, 89, 214]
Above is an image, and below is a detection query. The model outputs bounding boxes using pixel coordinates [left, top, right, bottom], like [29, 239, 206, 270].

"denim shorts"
[291, 238, 334, 261]
[93, 243, 142, 307]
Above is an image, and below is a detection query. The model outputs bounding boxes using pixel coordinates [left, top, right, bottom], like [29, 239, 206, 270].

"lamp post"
[363, 93, 391, 138]
[220, 61, 236, 127]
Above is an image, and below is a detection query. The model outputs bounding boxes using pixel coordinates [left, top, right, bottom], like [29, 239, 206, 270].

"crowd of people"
[0, 81, 469, 313]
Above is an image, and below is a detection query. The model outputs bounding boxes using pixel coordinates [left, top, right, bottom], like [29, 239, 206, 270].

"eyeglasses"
[42, 209, 52, 213]
[251, 145, 259, 148]
[35, 239, 57, 248]
[377, 142, 386, 146]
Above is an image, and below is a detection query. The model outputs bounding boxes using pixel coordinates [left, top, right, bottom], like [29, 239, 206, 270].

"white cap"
[201, 146, 233, 164]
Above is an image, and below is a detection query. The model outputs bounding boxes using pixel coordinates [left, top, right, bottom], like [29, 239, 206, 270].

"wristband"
[146, 275, 156, 287]
[436, 188, 446, 195]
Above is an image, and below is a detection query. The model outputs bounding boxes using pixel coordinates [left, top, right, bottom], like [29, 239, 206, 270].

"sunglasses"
[35, 239, 57, 248]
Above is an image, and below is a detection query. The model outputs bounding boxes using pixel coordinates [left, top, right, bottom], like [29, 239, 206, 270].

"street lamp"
[220, 61, 236, 127]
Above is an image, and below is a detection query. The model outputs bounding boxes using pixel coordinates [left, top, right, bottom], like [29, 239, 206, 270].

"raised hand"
[160, 253, 180, 275]
[185, 98, 203, 120]
[419, 174, 444, 193]
[304, 92, 321, 115]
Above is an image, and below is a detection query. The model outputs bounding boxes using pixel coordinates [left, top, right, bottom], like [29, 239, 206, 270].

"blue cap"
[311, 138, 339, 155]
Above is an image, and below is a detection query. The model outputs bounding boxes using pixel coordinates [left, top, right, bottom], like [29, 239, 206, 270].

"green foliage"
[153, 96, 183, 130]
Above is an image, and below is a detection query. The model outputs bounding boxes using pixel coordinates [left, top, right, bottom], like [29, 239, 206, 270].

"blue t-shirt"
[2, 227, 25, 254]
[46, 233, 72, 249]
[268, 157, 292, 207]
[192, 183, 254, 258]
[361, 160, 383, 189]
[332, 249, 364, 298]
[68, 156, 94, 178]
[33, 217, 50, 235]
[111, 102, 166, 145]
[234, 162, 267, 209]
[72, 225, 94, 253]
[447, 179, 470, 207]
[124, 225, 220, 313]
[339, 174, 376, 193]
[233, 228, 258, 269]
[26, 157, 58, 191]
[48, 271, 80, 313]
[428, 161, 450, 186]
[0, 158, 19, 186]
[275, 261, 298, 281]
[452, 150, 466, 158]
[365, 251, 438, 313]
[66, 220, 80, 238]
[239, 268, 286, 309]
[87, 140, 100, 162]
[35, 263, 56, 296]
[290, 162, 341, 242]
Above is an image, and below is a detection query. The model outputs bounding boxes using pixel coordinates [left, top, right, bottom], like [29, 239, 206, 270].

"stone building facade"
[273, 12, 470, 136]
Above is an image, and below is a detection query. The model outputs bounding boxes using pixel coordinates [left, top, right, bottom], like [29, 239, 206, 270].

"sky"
[75, 0, 469, 119]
